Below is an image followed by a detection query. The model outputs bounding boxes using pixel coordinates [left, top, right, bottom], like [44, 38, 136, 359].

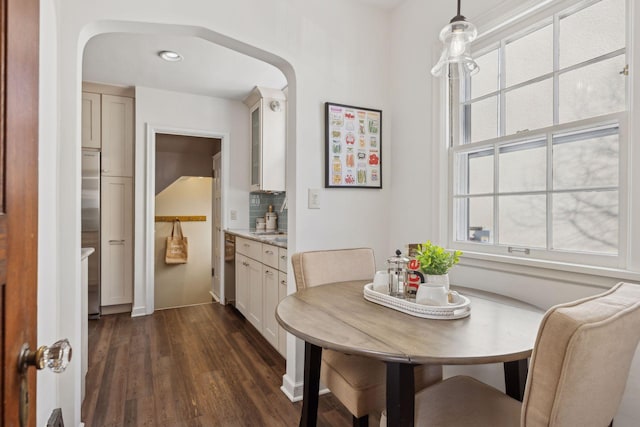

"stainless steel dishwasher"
[224, 233, 236, 305]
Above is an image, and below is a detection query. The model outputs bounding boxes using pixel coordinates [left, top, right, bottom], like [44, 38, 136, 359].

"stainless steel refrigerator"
[82, 150, 101, 319]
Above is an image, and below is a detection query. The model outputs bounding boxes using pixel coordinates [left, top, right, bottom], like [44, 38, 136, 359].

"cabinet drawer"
[262, 243, 279, 269]
[236, 237, 262, 260]
[278, 248, 288, 272]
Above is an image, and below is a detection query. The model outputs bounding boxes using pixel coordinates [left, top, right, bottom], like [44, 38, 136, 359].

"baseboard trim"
[280, 374, 302, 402]
[131, 306, 147, 317]
[280, 374, 329, 402]
[209, 291, 220, 303]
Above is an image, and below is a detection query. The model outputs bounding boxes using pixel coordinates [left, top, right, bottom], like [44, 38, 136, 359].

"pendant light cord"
[450, 0, 466, 23]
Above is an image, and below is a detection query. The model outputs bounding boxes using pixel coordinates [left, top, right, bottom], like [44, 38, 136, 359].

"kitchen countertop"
[225, 229, 288, 249]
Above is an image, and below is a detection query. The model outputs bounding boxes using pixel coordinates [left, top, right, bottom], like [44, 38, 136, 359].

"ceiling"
[83, 33, 288, 101]
[82, 1, 405, 101]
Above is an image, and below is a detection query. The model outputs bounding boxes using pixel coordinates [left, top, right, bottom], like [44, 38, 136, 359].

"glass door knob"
[19, 338, 72, 374]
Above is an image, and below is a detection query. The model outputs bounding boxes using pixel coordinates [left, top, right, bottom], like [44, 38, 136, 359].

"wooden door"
[1, 0, 40, 425]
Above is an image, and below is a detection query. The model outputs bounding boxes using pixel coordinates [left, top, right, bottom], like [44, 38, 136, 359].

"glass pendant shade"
[431, 18, 480, 78]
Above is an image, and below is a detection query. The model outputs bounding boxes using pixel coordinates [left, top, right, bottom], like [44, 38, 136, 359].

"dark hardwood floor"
[81, 303, 354, 426]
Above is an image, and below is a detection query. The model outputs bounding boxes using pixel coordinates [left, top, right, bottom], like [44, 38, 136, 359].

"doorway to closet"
[154, 133, 221, 310]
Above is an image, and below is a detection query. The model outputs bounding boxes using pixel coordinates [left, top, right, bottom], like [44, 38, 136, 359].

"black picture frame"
[325, 102, 382, 189]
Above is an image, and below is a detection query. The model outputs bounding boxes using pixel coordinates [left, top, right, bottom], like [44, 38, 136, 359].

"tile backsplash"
[249, 192, 287, 231]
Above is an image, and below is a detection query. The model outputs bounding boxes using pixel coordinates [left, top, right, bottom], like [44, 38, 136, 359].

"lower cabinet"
[235, 254, 249, 316]
[235, 239, 288, 356]
[262, 265, 279, 348]
[247, 257, 263, 330]
[278, 271, 288, 357]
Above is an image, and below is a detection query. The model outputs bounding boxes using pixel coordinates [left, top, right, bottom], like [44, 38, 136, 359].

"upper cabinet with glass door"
[244, 87, 286, 192]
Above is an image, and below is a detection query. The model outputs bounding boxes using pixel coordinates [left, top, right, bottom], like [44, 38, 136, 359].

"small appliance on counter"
[265, 204, 278, 231]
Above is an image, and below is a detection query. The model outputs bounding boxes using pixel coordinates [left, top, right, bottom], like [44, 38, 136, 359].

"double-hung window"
[450, 0, 627, 267]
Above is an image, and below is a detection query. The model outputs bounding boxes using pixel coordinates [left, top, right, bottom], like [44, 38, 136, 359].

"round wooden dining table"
[276, 280, 544, 427]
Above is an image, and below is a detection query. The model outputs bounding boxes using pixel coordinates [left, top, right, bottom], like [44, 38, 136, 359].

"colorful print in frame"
[325, 102, 382, 189]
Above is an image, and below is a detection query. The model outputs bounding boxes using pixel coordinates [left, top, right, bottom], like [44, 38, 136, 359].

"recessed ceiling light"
[159, 50, 183, 62]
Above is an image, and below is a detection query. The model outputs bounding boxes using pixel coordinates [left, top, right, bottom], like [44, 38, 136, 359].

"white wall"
[37, 0, 60, 425]
[389, 0, 640, 425]
[43, 1, 392, 425]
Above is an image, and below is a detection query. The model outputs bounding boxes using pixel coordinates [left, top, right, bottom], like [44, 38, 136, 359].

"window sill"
[457, 250, 640, 286]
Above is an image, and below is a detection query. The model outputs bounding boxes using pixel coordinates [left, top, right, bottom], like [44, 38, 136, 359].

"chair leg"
[352, 415, 368, 427]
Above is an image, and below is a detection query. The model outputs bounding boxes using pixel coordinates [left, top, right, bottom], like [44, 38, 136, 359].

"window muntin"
[451, 0, 626, 264]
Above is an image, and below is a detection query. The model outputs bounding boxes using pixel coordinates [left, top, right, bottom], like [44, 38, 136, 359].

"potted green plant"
[414, 241, 462, 289]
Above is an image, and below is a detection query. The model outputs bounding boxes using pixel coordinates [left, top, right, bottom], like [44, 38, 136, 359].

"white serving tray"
[363, 283, 471, 320]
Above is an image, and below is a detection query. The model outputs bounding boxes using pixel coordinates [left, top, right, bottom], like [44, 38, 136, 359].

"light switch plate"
[230, 209, 238, 220]
[308, 189, 320, 209]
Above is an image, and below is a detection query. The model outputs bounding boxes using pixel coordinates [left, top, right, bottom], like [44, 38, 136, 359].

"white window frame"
[441, 0, 634, 272]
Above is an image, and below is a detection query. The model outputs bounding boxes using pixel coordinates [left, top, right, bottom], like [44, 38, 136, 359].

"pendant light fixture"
[431, 0, 479, 78]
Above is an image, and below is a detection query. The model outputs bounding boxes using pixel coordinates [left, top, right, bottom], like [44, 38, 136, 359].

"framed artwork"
[325, 102, 382, 189]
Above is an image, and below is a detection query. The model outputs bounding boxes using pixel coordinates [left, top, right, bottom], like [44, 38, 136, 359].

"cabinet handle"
[243, 243, 250, 247]
[101, 169, 109, 173]
[280, 280, 287, 285]
[280, 255, 286, 260]
[243, 262, 249, 267]
[265, 250, 274, 255]
[265, 270, 274, 276]
[108, 239, 125, 245]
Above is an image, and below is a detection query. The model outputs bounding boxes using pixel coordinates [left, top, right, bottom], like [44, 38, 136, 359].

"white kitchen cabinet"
[101, 176, 133, 306]
[81, 92, 101, 149]
[278, 248, 288, 272]
[262, 264, 279, 348]
[246, 257, 263, 331]
[234, 234, 288, 355]
[235, 254, 249, 316]
[278, 271, 288, 357]
[236, 237, 263, 328]
[237, 236, 262, 260]
[101, 94, 134, 177]
[262, 243, 279, 269]
[244, 87, 286, 192]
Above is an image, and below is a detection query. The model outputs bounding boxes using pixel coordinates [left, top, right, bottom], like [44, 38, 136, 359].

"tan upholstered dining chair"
[291, 248, 442, 427]
[381, 282, 640, 427]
